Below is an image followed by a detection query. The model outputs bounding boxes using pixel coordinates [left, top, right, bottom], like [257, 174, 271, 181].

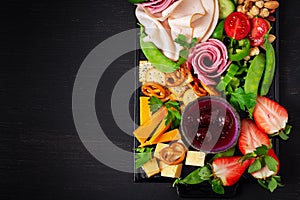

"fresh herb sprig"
[128, 0, 148, 4]
[174, 34, 198, 65]
[135, 147, 153, 169]
[148, 96, 181, 129]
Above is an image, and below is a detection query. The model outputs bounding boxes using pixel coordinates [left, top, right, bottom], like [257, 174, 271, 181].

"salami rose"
[187, 39, 230, 85]
[139, 0, 176, 14]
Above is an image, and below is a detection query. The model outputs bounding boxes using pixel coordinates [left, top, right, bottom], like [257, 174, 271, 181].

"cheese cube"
[185, 151, 206, 167]
[142, 158, 160, 178]
[160, 163, 183, 178]
[154, 143, 169, 159]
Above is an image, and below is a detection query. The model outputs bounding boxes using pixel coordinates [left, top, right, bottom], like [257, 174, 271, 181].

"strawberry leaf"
[239, 152, 256, 163]
[248, 159, 262, 173]
[264, 155, 278, 172]
[211, 179, 225, 194]
[268, 177, 278, 192]
[257, 179, 269, 190]
[254, 144, 269, 156]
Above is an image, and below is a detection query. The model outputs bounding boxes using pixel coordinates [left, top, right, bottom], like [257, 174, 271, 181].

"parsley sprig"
[148, 96, 181, 129]
[135, 147, 153, 169]
[174, 34, 198, 65]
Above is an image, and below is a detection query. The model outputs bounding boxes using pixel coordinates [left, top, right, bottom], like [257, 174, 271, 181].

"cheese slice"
[139, 129, 181, 147]
[134, 107, 167, 144]
[142, 158, 160, 178]
[185, 151, 206, 167]
[139, 96, 151, 126]
[148, 118, 170, 144]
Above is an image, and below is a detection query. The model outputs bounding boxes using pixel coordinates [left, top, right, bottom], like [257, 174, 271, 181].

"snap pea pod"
[260, 39, 276, 96]
[211, 20, 225, 41]
[244, 53, 266, 95]
[139, 25, 179, 73]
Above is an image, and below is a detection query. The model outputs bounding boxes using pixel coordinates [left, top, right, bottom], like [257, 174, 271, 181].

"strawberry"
[212, 156, 250, 186]
[251, 148, 280, 179]
[238, 119, 271, 155]
[253, 96, 288, 134]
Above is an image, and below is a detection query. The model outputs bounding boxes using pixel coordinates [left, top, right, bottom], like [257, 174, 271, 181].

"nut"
[238, 0, 244, 4]
[244, 55, 251, 61]
[243, 1, 253, 11]
[268, 34, 276, 43]
[246, 11, 254, 19]
[250, 5, 260, 16]
[237, 5, 245, 13]
[259, 8, 269, 18]
[264, 1, 279, 10]
[255, 1, 264, 8]
[249, 47, 260, 57]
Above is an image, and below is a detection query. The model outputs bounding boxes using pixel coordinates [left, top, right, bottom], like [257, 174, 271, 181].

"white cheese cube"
[154, 143, 169, 159]
[142, 158, 160, 178]
[160, 163, 183, 178]
[185, 151, 206, 167]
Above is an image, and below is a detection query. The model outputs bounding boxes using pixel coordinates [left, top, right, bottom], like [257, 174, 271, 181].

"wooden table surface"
[1, 0, 300, 199]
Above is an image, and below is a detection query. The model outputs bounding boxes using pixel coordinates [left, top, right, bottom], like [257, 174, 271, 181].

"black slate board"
[133, 6, 280, 198]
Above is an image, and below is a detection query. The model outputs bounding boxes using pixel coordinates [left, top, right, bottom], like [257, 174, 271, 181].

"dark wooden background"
[1, 0, 299, 199]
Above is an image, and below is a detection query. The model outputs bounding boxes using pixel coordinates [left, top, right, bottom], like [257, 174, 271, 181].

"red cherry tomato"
[224, 12, 251, 40]
[250, 17, 269, 39]
[249, 17, 269, 46]
[249, 36, 264, 46]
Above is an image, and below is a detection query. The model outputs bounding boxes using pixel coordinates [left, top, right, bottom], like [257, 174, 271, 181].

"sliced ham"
[135, 0, 219, 61]
[187, 39, 231, 85]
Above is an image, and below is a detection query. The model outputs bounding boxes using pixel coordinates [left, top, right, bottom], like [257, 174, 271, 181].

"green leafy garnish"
[148, 96, 163, 113]
[174, 34, 197, 65]
[135, 147, 153, 169]
[257, 176, 284, 192]
[211, 178, 225, 194]
[248, 159, 262, 173]
[264, 155, 278, 172]
[148, 97, 182, 129]
[173, 166, 212, 186]
[229, 87, 257, 116]
[210, 147, 235, 162]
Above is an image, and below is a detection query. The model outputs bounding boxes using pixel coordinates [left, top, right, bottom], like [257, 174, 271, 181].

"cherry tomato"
[250, 17, 269, 39]
[250, 37, 264, 47]
[249, 17, 269, 46]
[224, 12, 251, 40]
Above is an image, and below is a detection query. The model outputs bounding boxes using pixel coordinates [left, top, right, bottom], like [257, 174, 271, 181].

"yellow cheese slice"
[133, 107, 167, 144]
[148, 118, 170, 144]
[139, 96, 151, 126]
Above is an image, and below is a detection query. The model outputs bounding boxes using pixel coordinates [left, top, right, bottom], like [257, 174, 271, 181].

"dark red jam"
[180, 96, 240, 153]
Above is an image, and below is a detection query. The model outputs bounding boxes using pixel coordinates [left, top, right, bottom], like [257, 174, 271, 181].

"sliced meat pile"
[136, 0, 219, 61]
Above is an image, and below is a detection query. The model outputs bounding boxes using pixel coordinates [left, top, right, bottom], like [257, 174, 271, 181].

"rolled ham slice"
[187, 39, 231, 85]
[140, 0, 176, 14]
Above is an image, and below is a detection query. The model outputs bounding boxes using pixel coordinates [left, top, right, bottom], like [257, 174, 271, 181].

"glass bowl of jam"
[180, 96, 240, 154]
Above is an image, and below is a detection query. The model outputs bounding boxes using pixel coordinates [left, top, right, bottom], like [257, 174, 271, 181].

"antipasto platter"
[130, 0, 292, 197]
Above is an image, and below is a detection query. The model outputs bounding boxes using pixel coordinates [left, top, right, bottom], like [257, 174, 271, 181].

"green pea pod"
[244, 53, 266, 95]
[211, 20, 225, 41]
[260, 40, 276, 96]
[139, 25, 179, 73]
